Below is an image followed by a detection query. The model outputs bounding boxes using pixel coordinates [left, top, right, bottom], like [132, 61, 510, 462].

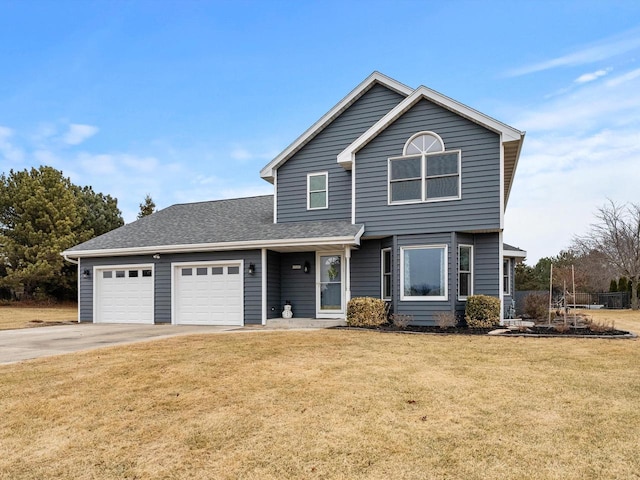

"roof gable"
[336, 85, 525, 206]
[259, 71, 412, 183]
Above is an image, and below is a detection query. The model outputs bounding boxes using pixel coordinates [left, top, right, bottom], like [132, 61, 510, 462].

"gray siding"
[79, 250, 262, 325]
[279, 252, 316, 318]
[475, 233, 500, 297]
[276, 83, 405, 223]
[350, 238, 382, 299]
[355, 99, 501, 236]
[267, 250, 281, 319]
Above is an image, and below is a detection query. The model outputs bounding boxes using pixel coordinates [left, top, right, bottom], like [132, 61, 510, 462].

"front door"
[316, 253, 344, 318]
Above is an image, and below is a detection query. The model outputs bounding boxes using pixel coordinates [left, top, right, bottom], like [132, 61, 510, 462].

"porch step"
[266, 317, 346, 329]
[500, 318, 535, 327]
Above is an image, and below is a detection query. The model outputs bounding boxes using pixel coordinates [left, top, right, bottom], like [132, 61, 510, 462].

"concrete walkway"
[0, 323, 241, 365]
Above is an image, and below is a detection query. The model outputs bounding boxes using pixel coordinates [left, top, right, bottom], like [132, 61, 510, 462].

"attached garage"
[94, 265, 154, 324]
[172, 261, 244, 326]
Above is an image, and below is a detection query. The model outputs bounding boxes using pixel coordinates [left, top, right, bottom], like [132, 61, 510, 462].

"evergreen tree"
[609, 279, 618, 292]
[137, 194, 156, 219]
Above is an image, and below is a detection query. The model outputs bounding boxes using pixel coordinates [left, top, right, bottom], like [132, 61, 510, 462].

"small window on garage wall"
[228, 266, 240, 275]
[142, 269, 152, 277]
[116, 271, 125, 278]
[103, 271, 112, 279]
[129, 270, 139, 278]
[182, 268, 192, 276]
[196, 267, 208, 276]
[212, 267, 223, 275]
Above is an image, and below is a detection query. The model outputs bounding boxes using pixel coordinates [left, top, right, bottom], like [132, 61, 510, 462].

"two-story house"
[62, 72, 525, 326]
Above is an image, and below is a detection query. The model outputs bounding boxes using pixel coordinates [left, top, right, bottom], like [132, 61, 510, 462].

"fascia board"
[61, 234, 364, 259]
[338, 85, 525, 168]
[504, 133, 526, 206]
[503, 249, 527, 259]
[260, 72, 412, 181]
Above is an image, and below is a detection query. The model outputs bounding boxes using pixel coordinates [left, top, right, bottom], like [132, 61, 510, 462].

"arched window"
[389, 131, 461, 204]
[403, 131, 444, 155]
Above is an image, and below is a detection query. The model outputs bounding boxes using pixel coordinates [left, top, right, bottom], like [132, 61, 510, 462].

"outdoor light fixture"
[303, 261, 310, 274]
[153, 254, 160, 260]
[82, 269, 91, 279]
[248, 263, 256, 275]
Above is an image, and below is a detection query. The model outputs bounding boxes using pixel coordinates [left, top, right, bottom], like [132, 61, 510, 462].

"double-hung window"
[388, 132, 461, 204]
[400, 245, 447, 301]
[381, 248, 392, 300]
[307, 172, 328, 210]
[503, 258, 512, 295]
[458, 245, 473, 300]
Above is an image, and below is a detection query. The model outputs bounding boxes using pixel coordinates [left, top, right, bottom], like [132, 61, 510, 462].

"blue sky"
[1, 0, 639, 264]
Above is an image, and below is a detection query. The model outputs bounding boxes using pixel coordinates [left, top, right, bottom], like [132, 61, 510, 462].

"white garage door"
[95, 266, 154, 324]
[173, 262, 244, 326]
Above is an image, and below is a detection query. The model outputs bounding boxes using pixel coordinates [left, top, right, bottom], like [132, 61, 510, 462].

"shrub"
[524, 293, 549, 320]
[390, 313, 413, 329]
[346, 297, 388, 327]
[464, 295, 501, 328]
[435, 311, 457, 329]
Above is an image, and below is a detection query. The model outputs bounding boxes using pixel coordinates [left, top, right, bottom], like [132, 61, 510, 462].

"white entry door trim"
[315, 251, 345, 319]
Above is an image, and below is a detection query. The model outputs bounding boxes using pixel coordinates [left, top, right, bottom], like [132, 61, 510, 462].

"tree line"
[0, 166, 155, 301]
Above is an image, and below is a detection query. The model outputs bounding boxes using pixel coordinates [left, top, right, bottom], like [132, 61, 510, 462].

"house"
[62, 72, 526, 326]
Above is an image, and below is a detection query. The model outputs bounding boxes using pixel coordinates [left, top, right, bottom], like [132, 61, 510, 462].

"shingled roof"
[63, 195, 364, 257]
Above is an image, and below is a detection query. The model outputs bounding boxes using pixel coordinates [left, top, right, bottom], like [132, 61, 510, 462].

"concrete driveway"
[0, 323, 240, 365]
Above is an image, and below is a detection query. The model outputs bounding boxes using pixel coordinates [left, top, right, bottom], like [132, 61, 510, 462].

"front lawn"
[0, 303, 78, 330]
[1, 328, 639, 479]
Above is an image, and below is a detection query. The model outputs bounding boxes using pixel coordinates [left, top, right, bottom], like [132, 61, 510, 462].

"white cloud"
[605, 67, 640, 87]
[506, 27, 640, 77]
[63, 123, 99, 145]
[575, 68, 611, 84]
[0, 126, 25, 163]
[120, 154, 158, 173]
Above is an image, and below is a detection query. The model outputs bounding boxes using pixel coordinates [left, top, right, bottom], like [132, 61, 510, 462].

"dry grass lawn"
[1, 316, 640, 479]
[0, 303, 77, 330]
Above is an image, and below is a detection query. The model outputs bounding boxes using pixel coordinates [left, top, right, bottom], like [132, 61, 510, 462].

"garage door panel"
[95, 267, 154, 324]
[174, 262, 244, 326]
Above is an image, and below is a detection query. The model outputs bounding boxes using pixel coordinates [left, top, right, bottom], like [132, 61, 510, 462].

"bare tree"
[573, 200, 640, 309]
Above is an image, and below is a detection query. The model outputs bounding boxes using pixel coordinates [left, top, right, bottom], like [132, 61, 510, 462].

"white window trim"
[403, 131, 445, 155]
[381, 248, 392, 301]
[458, 244, 473, 301]
[388, 150, 462, 205]
[307, 171, 328, 210]
[400, 245, 448, 301]
[503, 258, 512, 296]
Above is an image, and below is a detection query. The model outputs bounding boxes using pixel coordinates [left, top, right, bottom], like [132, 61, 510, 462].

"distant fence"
[514, 290, 630, 314]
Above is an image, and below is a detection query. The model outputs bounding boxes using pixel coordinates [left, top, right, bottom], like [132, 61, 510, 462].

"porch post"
[261, 248, 267, 325]
[344, 246, 351, 307]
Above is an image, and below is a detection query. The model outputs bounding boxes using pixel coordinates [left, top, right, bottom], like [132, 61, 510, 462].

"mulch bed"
[336, 324, 635, 338]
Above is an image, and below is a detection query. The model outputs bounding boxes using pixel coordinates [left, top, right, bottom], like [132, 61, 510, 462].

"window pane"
[459, 246, 470, 271]
[320, 283, 342, 310]
[142, 269, 152, 277]
[309, 174, 326, 191]
[309, 191, 327, 208]
[460, 272, 470, 297]
[212, 267, 223, 275]
[383, 274, 392, 299]
[116, 271, 125, 278]
[427, 153, 458, 176]
[390, 157, 421, 180]
[102, 271, 112, 279]
[196, 267, 207, 276]
[391, 180, 421, 202]
[403, 247, 445, 297]
[405, 134, 444, 155]
[181, 268, 192, 276]
[383, 249, 391, 274]
[129, 270, 138, 278]
[228, 266, 240, 275]
[427, 176, 458, 198]
[320, 256, 341, 283]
